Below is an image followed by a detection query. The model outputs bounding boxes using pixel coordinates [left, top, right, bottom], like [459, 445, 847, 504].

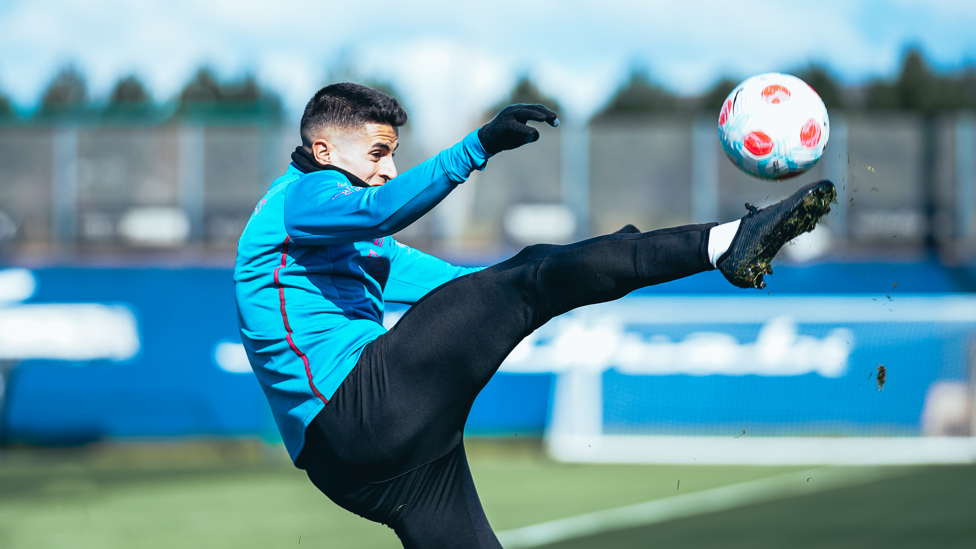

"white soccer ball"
[718, 73, 829, 180]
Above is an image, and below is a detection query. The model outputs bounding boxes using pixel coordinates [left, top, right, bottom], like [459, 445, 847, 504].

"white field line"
[546, 435, 976, 465]
[495, 466, 908, 548]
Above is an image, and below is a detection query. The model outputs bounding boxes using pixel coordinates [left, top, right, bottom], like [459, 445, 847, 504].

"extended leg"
[304, 222, 716, 481]
[300, 181, 836, 548]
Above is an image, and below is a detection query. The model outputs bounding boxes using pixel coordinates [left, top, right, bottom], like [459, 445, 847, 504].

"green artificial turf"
[536, 463, 976, 549]
[1, 439, 970, 548]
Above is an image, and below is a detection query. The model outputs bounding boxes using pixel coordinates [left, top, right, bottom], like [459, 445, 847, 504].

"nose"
[377, 156, 398, 182]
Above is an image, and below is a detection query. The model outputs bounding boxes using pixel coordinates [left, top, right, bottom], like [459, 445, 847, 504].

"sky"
[2, 0, 976, 148]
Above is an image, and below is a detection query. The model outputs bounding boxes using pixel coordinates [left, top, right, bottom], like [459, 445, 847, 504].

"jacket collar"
[289, 146, 368, 187]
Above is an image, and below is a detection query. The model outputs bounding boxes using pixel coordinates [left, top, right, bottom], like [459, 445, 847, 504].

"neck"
[290, 146, 368, 187]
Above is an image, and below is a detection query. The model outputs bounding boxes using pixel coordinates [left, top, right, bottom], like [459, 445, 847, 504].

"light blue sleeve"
[383, 239, 483, 305]
[284, 131, 490, 245]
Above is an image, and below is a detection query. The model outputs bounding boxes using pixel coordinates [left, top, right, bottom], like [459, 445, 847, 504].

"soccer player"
[234, 83, 836, 548]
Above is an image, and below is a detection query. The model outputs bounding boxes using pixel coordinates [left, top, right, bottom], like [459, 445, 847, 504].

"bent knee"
[516, 243, 560, 260]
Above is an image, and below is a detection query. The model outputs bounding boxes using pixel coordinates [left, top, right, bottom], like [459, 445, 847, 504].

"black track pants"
[300, 223, 715, 548]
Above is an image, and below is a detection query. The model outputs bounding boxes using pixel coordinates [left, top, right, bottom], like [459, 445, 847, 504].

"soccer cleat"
[717, 179, 837, 289]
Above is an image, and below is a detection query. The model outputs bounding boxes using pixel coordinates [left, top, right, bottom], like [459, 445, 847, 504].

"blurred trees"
[109, 75, 151, 106]
[593, 49, 976, 120]
[793, 65, 846, 109]
[612, 65, 847, 118]
[176, 68, 282, 120]
[867, 48, 935, 111]
[11, 49, 976, 126]
[29, 66, 283, 122]
[865, 47, 976, 112]
[594, 71, 677, 120]
[701, 77, 738, 111]
[0, 91, 12, 119]
[485, 76, 561, 121]
[37, 65, 88, 118]
[103, 75, 154, 118]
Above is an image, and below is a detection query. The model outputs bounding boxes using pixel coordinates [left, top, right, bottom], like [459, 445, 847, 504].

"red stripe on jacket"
[275, 236, 328, 404]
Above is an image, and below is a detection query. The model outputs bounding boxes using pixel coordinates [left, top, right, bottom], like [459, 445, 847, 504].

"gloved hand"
[478, 104, 560, 155]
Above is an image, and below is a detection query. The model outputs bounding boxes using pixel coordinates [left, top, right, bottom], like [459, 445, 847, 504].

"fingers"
[507, 104, 560, 127]
[479, 103, 561, 154]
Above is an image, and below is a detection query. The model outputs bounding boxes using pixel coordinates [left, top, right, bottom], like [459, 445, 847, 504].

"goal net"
[498, 294, 976, 465]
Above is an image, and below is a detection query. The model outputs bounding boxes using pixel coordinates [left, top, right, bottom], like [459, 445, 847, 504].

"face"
[310, 123, 399, 187]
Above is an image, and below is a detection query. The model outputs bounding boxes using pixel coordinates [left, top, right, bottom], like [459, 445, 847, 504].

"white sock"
[708, 220, 740, 267]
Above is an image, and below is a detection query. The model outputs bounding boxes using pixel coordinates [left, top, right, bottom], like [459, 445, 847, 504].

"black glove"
[478, 104, 560, 155]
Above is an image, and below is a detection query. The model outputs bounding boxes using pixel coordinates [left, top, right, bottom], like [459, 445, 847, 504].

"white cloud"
[534, 61, 624, 121]
[358, 38, 512, 149]
[1, 0, 975, 141]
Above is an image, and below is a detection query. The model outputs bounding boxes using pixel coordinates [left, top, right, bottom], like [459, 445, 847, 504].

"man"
[234, 83, 835, 548]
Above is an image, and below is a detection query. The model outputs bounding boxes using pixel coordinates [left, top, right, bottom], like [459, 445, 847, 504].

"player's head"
[300, 83, 408, 187]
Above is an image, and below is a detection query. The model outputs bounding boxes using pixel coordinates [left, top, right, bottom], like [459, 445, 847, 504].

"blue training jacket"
[234, 131, 489, 462]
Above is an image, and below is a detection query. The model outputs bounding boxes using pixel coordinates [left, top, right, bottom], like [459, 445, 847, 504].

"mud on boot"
[717, 180, 837, 289]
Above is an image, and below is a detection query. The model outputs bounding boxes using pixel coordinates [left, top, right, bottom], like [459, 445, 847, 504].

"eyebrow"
[371, 142, 399, 152]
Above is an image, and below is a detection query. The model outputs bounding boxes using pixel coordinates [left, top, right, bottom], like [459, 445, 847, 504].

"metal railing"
[0, 113, 974, 259]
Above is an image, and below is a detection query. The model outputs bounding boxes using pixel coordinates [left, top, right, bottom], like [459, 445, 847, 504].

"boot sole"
[736, 181, 837, 289]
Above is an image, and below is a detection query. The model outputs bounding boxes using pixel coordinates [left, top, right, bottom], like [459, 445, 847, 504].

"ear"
[310, 138, 332, 166]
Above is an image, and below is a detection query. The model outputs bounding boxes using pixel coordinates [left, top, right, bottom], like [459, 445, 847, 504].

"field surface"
[0, 439, 973, 548]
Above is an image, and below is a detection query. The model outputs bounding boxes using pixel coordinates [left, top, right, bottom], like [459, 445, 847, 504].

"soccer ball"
[718, 73, 829, 180]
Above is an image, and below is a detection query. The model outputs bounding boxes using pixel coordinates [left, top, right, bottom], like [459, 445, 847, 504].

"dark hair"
[300, 83, 408, 146]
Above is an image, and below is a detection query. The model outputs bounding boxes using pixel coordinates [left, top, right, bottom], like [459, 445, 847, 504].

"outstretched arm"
[284, 104, 559, 246]
[284, 132, 488, 245]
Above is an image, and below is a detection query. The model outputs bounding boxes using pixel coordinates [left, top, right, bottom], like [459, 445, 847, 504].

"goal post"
[498, 295, 976, 465]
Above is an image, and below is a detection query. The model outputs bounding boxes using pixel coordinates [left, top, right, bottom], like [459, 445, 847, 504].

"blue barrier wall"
[1, 260, 974, 445]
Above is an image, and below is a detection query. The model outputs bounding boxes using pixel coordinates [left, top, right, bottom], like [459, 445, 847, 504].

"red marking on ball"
[719, 99, 731, 125]
[744, 131, 774, 156]
[800, 119, 822, 147]
[761, 84, 791, 104]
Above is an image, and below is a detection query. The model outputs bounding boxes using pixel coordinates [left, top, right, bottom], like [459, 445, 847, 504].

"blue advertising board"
[0, 261, 973, 446]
